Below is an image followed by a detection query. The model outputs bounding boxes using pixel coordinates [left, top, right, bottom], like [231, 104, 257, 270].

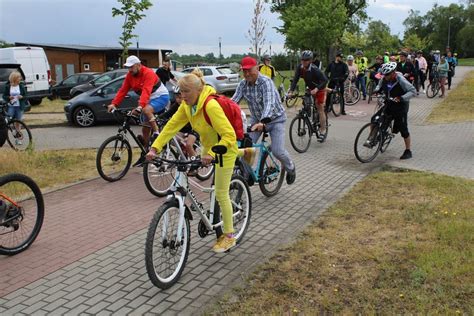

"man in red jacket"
[107, 55, 170, 166]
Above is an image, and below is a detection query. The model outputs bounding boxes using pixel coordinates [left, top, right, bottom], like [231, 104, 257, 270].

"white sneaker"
[422, 90, 426, 94]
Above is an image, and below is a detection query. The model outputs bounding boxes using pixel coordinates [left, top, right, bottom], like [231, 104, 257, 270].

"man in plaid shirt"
[232, 57, 296, 185]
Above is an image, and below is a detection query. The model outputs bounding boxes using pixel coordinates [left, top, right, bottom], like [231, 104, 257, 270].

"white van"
[0, 47, 51, 105]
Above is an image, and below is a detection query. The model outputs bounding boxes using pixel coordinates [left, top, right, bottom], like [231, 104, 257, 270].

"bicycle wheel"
[367, 82, 374, 104]
[345, 87, 360, 106]
[289, 115, 312, 153]
[213, 175, 252, 243]
[7, 120, 32, 151]
[258, 150, 286, 197]
[331, 92, 342, 117]
[426, 81, 439, 98]
[285, 86, 299, 108]
[145, 200, 190, 289]
[354, 123, 382, 163]
[193, 141, 215, 181]
[96, 135, 132, 182]
[143, 145, 178, 197]
[0, 173, 44, 255]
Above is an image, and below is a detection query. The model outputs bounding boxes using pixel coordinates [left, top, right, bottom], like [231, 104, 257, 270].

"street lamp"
[447, 16, 454, 50]
[218, 37, 222, 61]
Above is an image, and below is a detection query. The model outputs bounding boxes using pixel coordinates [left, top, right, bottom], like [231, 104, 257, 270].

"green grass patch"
[458, 58, 474, 67]
[211, 169, 474, 314]
[31, 98, 66, 113]
[426, 70, 474, 123]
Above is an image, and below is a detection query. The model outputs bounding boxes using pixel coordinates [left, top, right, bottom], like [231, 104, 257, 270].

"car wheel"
[73, 106, 96, 127]
[29, 98, 42, 106]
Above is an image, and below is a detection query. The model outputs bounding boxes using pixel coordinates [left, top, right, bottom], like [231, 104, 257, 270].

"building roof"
[14, 42, 171, 53]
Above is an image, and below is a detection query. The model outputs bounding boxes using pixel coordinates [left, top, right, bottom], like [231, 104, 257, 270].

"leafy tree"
[112, 0, 153, 62]
[247, 0, 267, 58]
[365, 20, 400, 57]
[403, 34, 431, 52]
[341, 31, 367, 53]
[0, 40, 14, 48]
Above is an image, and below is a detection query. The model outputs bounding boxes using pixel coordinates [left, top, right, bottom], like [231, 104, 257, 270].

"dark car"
[0, 64, 31, 112]
[64, 76, 139, 127]
[69, 69, 128, 98]
[51, 72, 100, 100]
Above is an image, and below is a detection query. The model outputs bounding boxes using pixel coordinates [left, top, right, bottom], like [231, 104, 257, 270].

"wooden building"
[15, 42, 172, 83]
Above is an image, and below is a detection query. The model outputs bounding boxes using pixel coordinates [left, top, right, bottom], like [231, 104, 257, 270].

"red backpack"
[203, 95, 244, 140]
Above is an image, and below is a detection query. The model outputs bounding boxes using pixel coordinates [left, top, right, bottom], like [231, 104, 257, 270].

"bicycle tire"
[354, 123, 382, 163]
[7, 120, 33, 151]
[367, 82, 374, 104]
[143, 145, 178, 197]
[96, 135, 132, 182]
[289, 115, 312, 153]
[212, 175, 252, 243]
[285, 86, 299, 108]
[426, 81, 439, 98]
[145, 200, 190, 289]
[331, 92, 342, 117]
[258, 150, 286, 197]
[345, 86, 360, 106]
[0, 173, 44, 255]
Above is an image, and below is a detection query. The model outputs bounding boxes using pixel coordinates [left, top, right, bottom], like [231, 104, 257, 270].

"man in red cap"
[232, 56, 296, 185]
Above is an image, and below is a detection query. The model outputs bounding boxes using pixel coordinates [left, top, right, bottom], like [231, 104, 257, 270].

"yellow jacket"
[259, 64, 276, 80]
[151, 85, 238, 167]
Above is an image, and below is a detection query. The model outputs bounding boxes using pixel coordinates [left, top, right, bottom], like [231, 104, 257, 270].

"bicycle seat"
[212, 145, 227, 155]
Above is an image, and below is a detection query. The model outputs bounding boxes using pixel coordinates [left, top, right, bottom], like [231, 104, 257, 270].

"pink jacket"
[416, 57, 427, 73]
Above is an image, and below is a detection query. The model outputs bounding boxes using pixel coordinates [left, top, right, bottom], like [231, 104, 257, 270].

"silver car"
[181, 66, 239, 94]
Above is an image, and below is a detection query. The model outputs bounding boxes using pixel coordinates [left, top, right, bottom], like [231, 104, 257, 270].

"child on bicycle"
[146, 69, 239, 253]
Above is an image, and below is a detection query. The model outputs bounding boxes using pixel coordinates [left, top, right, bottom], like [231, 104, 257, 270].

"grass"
[426, 70, 474, 123]
[210, 169, 474, 314]
[30, 98, 66, 113]
[458, 58, 474, 67]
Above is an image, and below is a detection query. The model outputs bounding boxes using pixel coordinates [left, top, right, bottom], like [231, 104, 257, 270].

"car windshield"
[94, 74, 114, 85]
[217, 67, 235, 75]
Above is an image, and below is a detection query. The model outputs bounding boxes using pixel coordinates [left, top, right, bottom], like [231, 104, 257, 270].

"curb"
[29, 122, 69, 129]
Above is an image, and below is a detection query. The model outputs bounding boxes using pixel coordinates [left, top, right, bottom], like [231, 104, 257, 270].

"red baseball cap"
[241, 56, 257, 70]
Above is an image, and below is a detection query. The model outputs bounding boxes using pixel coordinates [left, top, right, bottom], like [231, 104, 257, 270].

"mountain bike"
[0, 102, 33, 151]
[234, 123, 285, 197]
[354, 95, 395, 163]
[289, 90, 329, 153]
[426, 70, 441, 98]
[145, 146, 251, 289]
[284, 79, 300, 108]
[326, 79, 344, 117]
[367, 75, 378, 104]
[344, 79, 361, 106]
[0, 173, 44, 255]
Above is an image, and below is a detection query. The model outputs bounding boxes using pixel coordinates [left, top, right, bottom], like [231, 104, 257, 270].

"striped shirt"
[231, 74, 285, 123]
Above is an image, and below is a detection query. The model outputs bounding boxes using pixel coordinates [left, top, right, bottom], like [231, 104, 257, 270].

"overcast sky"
[0, 0, 458, 56]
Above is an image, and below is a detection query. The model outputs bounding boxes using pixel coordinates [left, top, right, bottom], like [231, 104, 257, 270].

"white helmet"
[380, 62, 397, 75]
[347, 55, 354, 61]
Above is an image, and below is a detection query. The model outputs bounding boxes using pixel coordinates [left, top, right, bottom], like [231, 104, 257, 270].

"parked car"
[0, 63, 31, 112]
[181, 66, 239, 94]
[69, 69, 128, 98]
[64, 76, 139, 127]
[51, 72, 100, 100]
[0, 46, 51, 105]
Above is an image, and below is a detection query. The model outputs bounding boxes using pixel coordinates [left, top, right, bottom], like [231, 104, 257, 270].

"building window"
[84, 63, 90, 71]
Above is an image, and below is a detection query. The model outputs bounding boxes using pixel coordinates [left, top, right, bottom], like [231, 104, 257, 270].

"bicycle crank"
[198, 219, 210, 238]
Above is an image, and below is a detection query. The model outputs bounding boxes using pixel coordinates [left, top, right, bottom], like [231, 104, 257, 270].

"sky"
[0, 0, 459, 57]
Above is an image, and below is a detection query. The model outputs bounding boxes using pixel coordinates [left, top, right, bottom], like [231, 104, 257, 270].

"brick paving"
[0, 67, 472, 315]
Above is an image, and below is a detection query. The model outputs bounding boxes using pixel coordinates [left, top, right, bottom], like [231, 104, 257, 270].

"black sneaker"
[132, 153, 146, 167]
[400, 149, 412, 160]
[317, 132, 327, 143]
[341, 111, 347, 115]
[286, 165, 296, 185]
[362, 96, 366, 100]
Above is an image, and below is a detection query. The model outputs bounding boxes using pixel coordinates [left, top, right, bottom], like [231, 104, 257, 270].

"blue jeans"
[356, 74, 367, 97]
[7, 106, 23, 120]
[249, 115, 294, 171]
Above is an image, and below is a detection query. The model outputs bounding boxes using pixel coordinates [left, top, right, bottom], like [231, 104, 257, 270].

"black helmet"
[262, 54, 271, 61]
[301, 50, 313, 61]
[336, 51, 344, 58]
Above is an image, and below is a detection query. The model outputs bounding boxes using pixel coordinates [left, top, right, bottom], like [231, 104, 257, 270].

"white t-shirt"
[9, 85, 21, 107]
[150, 82, 169, 99]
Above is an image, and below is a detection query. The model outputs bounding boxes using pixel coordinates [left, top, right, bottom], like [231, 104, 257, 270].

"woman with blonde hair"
[2, 71, 28, 145]
[437, 55, 449, 98]
[146, 69, 239, 253]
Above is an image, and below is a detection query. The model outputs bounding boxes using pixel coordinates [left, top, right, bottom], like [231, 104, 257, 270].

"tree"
[341, 31, 367, 53]
[365, 20, 400, 56]
[247, 0, 267, 59]
[0, 40, 14, 48]
[403, 34, 431, 52]
[112, 0, 153, 62]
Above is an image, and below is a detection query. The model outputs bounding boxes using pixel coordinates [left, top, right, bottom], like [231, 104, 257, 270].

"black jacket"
[291, 63, 328, 91]
[325, 61, 349, 82]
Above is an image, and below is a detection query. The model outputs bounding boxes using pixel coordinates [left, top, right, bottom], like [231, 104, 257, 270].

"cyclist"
[396, 52, 415, 85]
[289, 50, 329, 140]
[383, 51, 390, 63]
[368, 62, 416, 160]
[355, 50, 369, 100]
[325, 52, 349, 115]
[146, 68, 238, 253]
[107, 55, 169, 166]
[446, 51, 456, 90]
[258, 54, 276, 80]
[416, 50, 427, 94]
[367, 55, 384, 90]
[313, 52, 323, 70]
[232, 56, 296, 184]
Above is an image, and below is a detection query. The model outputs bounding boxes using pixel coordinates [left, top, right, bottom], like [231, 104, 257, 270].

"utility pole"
[136, 35, 140, 59]
[269, 41, 272, 56]
[447, 16, 454, 50]
[218, 37, 222, 61]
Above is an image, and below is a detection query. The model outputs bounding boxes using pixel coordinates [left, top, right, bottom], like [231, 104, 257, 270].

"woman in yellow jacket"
[146, 69, 239, 253]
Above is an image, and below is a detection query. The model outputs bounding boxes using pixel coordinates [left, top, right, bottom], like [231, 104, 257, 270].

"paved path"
[0, 67, 472, 315]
